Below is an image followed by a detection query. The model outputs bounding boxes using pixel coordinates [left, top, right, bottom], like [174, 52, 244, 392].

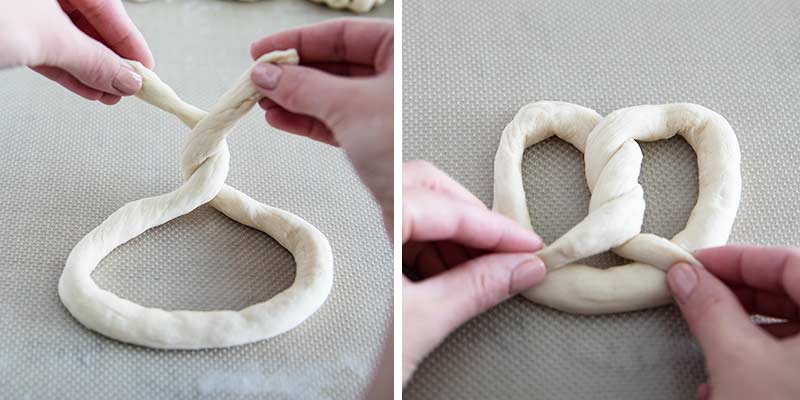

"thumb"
[250, 62, 360, 127]
[42, 28, 142, 96]
[420, 253, 546, 334]
[667, 263, 767, 365]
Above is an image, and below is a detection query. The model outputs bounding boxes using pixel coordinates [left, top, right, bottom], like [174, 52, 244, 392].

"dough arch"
[59, 49, 334, 349]
[493, 101, 741, 314]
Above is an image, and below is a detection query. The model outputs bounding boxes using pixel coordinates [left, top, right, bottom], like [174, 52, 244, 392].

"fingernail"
[252, 63, 283, 90]
[112, 63, 142, 95]
[667, 263, 698, 304]
[510, 256, 546, 293]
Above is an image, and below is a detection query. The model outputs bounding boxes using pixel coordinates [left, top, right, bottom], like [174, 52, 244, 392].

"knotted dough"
[59, 49, 334, 349]
[493, 101, 741, 314]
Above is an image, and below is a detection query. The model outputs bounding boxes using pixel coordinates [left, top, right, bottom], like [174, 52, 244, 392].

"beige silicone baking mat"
[403, 0, 800, 399]
[0, 1, 392, 399]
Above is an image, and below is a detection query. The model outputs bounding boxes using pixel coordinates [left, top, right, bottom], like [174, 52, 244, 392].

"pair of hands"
[0, 0, 394, 229]
[403, 161, 800, 399]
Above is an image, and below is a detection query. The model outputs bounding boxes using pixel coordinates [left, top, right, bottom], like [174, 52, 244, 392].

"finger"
[263, 107, 339, 146]
[696, 383, 711, 400]
[696, 246, 800, 304]
[415, 253, 546, 333]
[402, 161, 487, 208]
[34, 66, 124, 105]
[414, 245, 447, 279]
[66, 0, 154, 67]
[402, 189, 543, 252]
[303, 62, 375, 77]
[98, 93, 121, 105]
[731, 286, 799, 320]
[258, 97, 278, 110]
[65, 7, 103, 42]
[251, 63, 362, 127]
[32, 66, 105, 101]
[250, 18, 393, 69]
[403, 266, 420, 281]
[402, 242, 423, 268]
[41, 27, 142, 96]
[404, 242, 479, 278]
[466, 247, 487, 260]
[402, 240, 487, 264]
[667, 263, 769, 365]
[758, 321, 800, 339]
[435, 241, 471, 269]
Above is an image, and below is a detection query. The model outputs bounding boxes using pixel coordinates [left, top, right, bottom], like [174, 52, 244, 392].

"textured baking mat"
[403, 0, 800, 398]
[0, 1, 392, 399]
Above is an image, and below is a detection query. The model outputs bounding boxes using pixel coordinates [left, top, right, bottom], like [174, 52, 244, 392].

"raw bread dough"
[493, 101, 741, 314]
[127, 0, 386, 13]
[59, 49, 335, 349]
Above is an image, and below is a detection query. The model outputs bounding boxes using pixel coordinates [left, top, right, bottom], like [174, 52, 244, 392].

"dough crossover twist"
[59, 49, 334, 349]
[493, 101, 741, 314]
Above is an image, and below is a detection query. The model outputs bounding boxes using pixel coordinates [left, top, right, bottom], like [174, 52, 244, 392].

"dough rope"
[59, 49, 335, 349]
[493, 101, 741, 314]
[127, 0, 385, 13]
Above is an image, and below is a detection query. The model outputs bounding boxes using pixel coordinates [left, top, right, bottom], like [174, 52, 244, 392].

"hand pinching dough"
[59, 49, 335, 349]
[493, 101, 741, 314]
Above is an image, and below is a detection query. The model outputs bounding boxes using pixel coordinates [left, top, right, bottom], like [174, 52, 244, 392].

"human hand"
[250, 18, 393, 234]
[402, 161, 547, 385]
[0, 0, 153, 105]
[667, 245, 800, 400]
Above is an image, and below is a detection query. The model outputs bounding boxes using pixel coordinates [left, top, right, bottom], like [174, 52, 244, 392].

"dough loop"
[493, 101, 741, 314]
[59, 49, 334, 349]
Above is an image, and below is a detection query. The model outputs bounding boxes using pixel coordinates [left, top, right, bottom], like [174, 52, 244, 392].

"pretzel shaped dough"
[59, 49, 334, 349]
[493, 101, 741, 314]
